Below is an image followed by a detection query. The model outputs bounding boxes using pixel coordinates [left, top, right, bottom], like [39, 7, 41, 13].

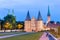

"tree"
[17, 24, 23, 29]
[0, 19, 1, 30]
[4, 21, 12, 30]
[57, 21, 60, 24]
[4, 22, 10, 29]
[16, 21, 24, 29]
[58, 26, 60, 35]
[50, 21, 54, 24]
[0, 19, 4, 30]
[4, 14, 16, 29]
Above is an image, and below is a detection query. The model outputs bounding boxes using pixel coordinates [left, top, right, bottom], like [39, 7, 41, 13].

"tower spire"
[8, 9, 10, 15]
[37, 11, 42, 21]
[46, 6, 51, 24]
[25, 11, 31, 21]
[47, 6, 50, 16]
[12, 9, 14, 15]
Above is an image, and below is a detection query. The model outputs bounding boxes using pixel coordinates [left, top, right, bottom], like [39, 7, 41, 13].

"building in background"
[24, 6, 51, 32]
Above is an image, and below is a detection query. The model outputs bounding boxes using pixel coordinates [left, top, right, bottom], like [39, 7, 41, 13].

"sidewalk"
[39, 32, 49, 40]
[39, 32, 58, 40]
[0, 32, 32, 39]
[57, 38, 60, 40]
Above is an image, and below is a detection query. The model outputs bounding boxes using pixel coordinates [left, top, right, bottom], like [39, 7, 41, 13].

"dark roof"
[47, 6, 50, 16]
[47, 23, 60, 28]
[37, 11, 42, 21]
[25, 11, 31, 21]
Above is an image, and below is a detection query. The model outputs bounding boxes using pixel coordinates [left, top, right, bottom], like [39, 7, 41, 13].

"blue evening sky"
[0, 0, 60, 22]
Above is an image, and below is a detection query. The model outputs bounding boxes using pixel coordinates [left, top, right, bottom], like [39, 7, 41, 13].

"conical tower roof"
[37, 11, 42, 21]
[47, 6, 50, 16]
[8, 9, 10, 15]
[25, 11, 31, 21]
[12, 9, 16, 17]
[12, 9, 14, 15]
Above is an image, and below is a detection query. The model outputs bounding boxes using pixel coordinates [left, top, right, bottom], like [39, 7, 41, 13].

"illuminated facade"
[24, 7, 51, 32]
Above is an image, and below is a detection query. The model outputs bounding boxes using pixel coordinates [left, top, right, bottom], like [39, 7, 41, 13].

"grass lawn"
[0, 32, 43, 40]
[0, 34, 10, 36]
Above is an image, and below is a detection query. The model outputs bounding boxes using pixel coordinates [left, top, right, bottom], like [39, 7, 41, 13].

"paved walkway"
[39, 32, 49, 40]
[39, 32, 57, 40]
[57, 38, 60, 40]
[0, 32, 33, 39]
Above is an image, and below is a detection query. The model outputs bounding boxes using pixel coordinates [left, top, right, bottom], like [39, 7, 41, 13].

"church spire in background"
[12, 9, 14, 15]
[47, 6, 50, 16]
[37, 11, 42, 21]
[46, 6, 51, 24]
[8, 9, 10, 15]
[25, 11, 31, 21]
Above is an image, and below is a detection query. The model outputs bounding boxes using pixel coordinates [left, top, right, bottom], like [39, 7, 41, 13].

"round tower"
[37, 11, 44, 32]
[24, 11, 31, 32]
